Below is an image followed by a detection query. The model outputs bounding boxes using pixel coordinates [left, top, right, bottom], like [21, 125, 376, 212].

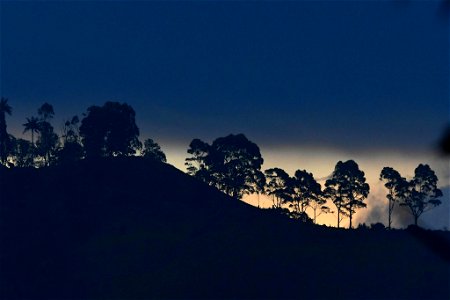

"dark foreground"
[1, 158, 449, 299]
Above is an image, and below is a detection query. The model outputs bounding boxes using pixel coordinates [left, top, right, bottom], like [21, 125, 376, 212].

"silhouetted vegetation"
[0, 99, 445, 230]
[324, 160, 369, 228]
[142, 138, 167, 162]
[80, 102, 141, 158]
[0, 97, 12, 164]
[380, 167, 405, 229]
[400, 164, 443, 226]
[185, 134, 264, 199]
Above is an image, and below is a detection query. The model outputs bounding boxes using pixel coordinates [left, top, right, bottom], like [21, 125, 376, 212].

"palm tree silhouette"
[0, 97, 12, 164]
[23, 116, 40, 145]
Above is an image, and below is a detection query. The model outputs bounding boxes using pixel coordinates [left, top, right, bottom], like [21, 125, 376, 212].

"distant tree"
[37, 102, 55, 121]
[56, 141, 83, 164]
[211, 134, 264, 199]
[309, 194, 332, 224]
[80, 102, 141, 158]
[380, 167, 407, 229]
[62, 115, 80, 144]
[370, 222, 386, 231]
[288, 210, 313, 223]
[142, 138, 167, 162]
[9, 137, 34, 167]
[23, 116, 40, 145]
[250, 170, 266, 208]
[186, 134, 264, 199]
[55, 115, 84, 164]
[0, 97, 12, 164]
[36, 121, 59, 166]
[264, 168, 291, 209]
[325, 160, 369, 229]
[290, 170, 322, 218]
[185, 138, 211, 181]
[400, 164, 443, 226]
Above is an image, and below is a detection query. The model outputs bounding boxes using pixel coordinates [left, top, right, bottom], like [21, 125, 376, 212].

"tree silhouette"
[55, 115, 84, 164]
[9, 137, 34, 167]
[142, 138, 167, 162]
[0, 97, 12, 165]
[250, 170, 266, 208]
[380, 167, 407, 229]
[400, 164, 442, 226]
[80, 102, 141, 158]
[62, 116, 80, 144]
[36, 121, 59, 166]
[290, 170, 322, 217]
[185, 134, 264, 199]
[309, 194, 331, 224]
[185, 138, 212, 183]
[37, 102, 55, 122]
[23, 116, 40, 146]
[325, 160, 369, 228]
[264, 168, 291, 209]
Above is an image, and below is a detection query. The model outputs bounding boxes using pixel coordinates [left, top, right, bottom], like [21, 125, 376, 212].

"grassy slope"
[1, 157, 449, 299]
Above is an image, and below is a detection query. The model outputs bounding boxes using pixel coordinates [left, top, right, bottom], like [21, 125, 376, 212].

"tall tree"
[400, 164, 442, 226]
[142, 138, 167, 162]
[185, 134, 264, 199]
[290, 170, 322, 217]
[23, 116, 40, 145]
[325, 160, 369, 228]
[80, 102, 141, 158]
[62, 115, 80, 144]
[37, 102, 55, 121]
[185, 138, 214, 185]
[36, 121, 59, 166]
[309, 194, 331, 224]
[380, 167, 407, 229]
[0, 97, 12, 164]
[57, 115, 83, 164]
[264, 168, 291, 209]
[251, 170, 266, 208]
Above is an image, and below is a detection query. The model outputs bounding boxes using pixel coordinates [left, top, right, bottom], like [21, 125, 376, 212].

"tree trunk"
[257, 193, 260, 208]
[388, 199, 392, 230]
[414, 215, 418, 226]
[337, 208, 340, 228]
[349, 210, 353, 229]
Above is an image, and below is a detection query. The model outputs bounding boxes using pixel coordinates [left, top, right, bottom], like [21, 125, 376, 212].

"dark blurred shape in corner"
[439, 125, 450, 155]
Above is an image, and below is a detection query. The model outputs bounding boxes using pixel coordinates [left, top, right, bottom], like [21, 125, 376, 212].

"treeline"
[0, 98, 444, 228]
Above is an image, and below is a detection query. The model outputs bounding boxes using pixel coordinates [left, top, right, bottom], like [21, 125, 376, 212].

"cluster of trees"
[185, 135, 443, 228]
[0, 98, 444, 228]
[0, 98, 166, 167]
[380, 165, 443, 227]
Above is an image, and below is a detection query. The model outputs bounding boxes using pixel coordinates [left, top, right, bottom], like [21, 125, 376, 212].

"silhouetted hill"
[1, 158, 449, 299]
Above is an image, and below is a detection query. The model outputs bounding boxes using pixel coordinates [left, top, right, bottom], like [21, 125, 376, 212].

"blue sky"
[1, 1, 448, 228]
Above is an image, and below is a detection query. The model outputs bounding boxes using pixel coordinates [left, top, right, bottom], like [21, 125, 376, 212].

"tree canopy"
[80, 102, 141, 158]
[186, 134, 264, 199]
[380, 167, 407, 229]
[142, 138, 167, 162]
[325, 160, 369, 228]
[399, 164, 442, 226]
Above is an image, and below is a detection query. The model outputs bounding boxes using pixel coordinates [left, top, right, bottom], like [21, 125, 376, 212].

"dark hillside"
[1, 158, 449, 299]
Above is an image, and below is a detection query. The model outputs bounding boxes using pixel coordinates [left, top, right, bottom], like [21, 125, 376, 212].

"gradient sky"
[1, 1, 449, 228]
